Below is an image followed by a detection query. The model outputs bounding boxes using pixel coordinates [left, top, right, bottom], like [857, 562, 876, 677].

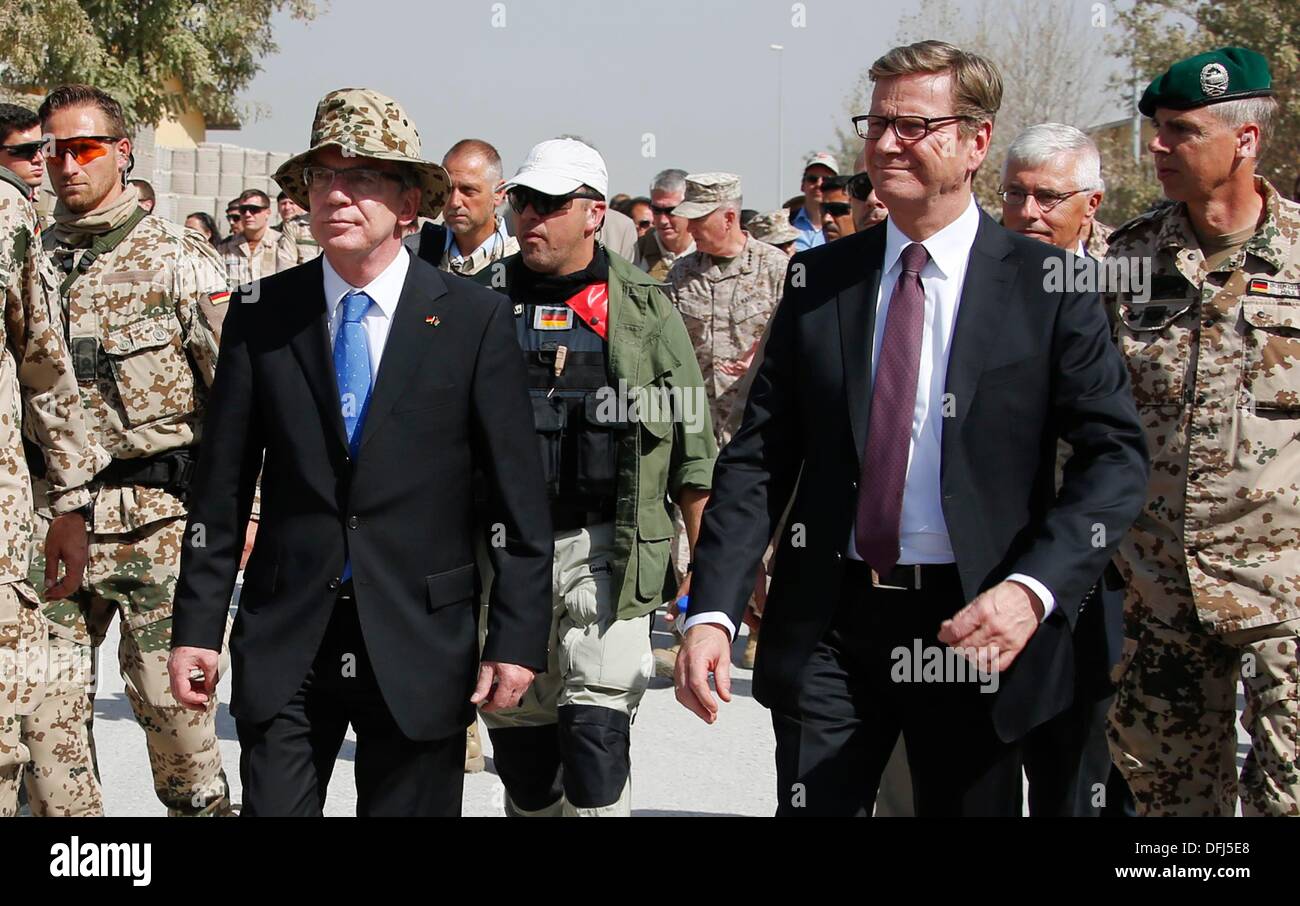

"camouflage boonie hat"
[747, 209, 800, 245]
[273, 88, 450, 219]
[673, 172, 742, 219]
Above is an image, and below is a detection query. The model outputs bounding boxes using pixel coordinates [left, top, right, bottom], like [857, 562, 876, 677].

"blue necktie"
[335, 290, 373, 581]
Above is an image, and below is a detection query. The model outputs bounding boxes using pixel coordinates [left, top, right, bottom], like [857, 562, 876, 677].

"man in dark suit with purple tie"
[675, 42, 1149, 816]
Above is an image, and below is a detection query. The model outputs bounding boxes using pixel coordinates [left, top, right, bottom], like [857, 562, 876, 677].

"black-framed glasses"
[998, 187, 1087, 212]
[226, 213, 241, 222]
[507, 185, 603, 217]
[1, 140, 44, 159]
[303, 165, 403, 195]
[649, 203, 678, 216]
[821, 201, 852, 217]
[853, 114, 975, 141]
[801, 173, 831, 187]
[236, 204, 269, 216]
[636, 220, 652, 230]
[848, 172, 874, 201]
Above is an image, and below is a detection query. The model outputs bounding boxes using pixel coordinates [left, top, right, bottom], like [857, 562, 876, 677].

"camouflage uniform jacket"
[665, 236, 787, 442]
[218, 229, 297, 286]
[1085, 220, 1113, 259]
[1104, 177, 1300, 633]
[636, 230, 695, 282]
[0, 176, 104, 583]
[42, 212, 224, 536]
[278, 215, 321, 264]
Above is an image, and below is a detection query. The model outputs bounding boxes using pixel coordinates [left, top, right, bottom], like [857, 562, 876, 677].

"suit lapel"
[941, 212, 1018, 472]
[356, 258, 450, 452]
[839, 225, 885, 463]
[287, 258, 350, 454]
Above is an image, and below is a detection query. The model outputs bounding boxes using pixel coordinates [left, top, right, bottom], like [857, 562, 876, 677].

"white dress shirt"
[685, 197, 1055, 641]
[321, 246, 411, 386]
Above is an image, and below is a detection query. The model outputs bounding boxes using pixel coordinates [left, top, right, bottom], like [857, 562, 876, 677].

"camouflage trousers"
[32, 514, 234, 816]
[0, 581, 103, 816]
[1108, 577, 1300, 817]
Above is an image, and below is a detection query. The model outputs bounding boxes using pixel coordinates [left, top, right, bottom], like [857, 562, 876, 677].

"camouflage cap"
[746, 209, 800, 246]
[673, 172, 742, 219]
[273, 88, 450, 219]
[1138, 47, 1273, 117]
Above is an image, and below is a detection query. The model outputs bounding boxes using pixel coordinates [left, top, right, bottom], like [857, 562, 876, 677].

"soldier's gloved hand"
[471, 662, 536, 712]
[44, 511, 89, 600]
[168, 647, 220, 711]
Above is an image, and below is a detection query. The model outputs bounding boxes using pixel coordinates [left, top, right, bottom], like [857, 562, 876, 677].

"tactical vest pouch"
[532, 395, 566, 498]
[70, 336, 99, 383]
[99, 315, 195, 427]
[577, 393, 622, 501]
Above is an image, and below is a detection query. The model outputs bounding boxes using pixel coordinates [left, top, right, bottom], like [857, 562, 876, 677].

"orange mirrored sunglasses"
[43, 135, 121, 166]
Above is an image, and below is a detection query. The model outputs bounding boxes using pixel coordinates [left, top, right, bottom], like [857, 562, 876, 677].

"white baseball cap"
[504, 138, 609, 199]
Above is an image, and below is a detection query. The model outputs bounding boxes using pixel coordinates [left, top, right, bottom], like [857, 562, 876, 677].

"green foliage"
[0, 0, 318, 129]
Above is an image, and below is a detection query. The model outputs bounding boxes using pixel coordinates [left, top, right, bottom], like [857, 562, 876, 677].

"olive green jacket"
[498, 249, 717, 619]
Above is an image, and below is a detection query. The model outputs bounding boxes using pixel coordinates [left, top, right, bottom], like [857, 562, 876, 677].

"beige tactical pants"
[479, 522, 652, 816]
[0, 582, 103, 817]
[1108, 604, 1299, 817]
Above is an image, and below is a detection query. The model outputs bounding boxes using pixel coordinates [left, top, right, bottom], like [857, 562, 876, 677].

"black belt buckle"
[871, 565, 921, 591]
[71, 337, 99, 383]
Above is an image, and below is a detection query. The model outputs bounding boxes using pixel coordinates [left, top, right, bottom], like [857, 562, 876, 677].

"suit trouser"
[481, 522, 652, 817]
[1022, 691, 1117, 817]
[772, 561, 1021, 817]
[235, 594, 464, 817]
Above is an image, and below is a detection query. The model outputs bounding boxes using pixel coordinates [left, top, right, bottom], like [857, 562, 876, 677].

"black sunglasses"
[649, 203, 678, 216]
[507, 185, 603, 216]
[236, 204, 269, 215]
[1, 140, 45, 159]
[821, 201, 852, 217]
[848, 172, 874, 201]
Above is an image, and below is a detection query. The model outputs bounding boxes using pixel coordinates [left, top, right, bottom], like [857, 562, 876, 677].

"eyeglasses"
[821, 201, 851, 217]
[303, 165, 403, 195]
[801, 173, 832, 187]
[636, 220, 652, 229]
[226, 213, 241, 222]
[43, 135, 122, 166]
[1, 141, 45, 160]
[852, 114, 975, 141]
[507, 185, 603, 217]
[998, 187, 1087, 212]
[848, 172, 874, 201]
[236, 204, 269, 216]
[649, 203, 678, 217]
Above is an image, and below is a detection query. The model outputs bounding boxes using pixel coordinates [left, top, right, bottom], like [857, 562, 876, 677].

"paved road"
[92, 610, 775, 817]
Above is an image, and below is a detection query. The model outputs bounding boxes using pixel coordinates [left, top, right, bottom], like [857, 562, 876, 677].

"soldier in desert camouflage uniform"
[659, 174, 786, 674]
[1104, 48, 1300, 816]
[0, 163, 106, 817]
[276, 192, 321, 264]
[34, 84, 234, 816]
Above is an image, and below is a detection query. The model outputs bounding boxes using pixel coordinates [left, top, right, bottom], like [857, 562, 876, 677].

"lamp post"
[770, 43, 784, 207]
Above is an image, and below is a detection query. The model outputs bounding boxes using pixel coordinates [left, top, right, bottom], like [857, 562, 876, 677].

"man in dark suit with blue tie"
[675, 43, 1150, 816]
[167, 89, 553, 816]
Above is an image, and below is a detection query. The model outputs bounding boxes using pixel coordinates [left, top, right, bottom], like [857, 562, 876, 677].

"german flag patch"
[533, 305, 573, 330]
[1247, 278, 1300, 299]
[209, 290, 232, 306]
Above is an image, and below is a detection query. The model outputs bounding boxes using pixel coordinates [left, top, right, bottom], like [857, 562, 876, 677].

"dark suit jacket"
[690, 212, 1149, 742]
[172, 251, 553, 741]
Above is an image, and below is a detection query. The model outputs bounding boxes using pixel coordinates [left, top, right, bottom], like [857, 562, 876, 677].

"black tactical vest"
[498, 256, 625, 530]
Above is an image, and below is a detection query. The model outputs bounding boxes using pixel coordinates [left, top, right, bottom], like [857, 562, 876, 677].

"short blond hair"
[869, 40, 1003, 134]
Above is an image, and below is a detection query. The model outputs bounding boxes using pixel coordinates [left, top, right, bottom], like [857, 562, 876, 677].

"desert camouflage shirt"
[665, 236, 787, 443]
[43, 213, 224, 535]
[1104, 177, 1300, 633]
[0, 178, 104, 582]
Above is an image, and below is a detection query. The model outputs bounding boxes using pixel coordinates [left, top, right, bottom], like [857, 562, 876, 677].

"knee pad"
[558, 705, 630, 809]
[487, 725, 563, 813]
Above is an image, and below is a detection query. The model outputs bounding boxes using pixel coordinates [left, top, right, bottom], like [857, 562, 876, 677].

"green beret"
[1139, 47, 1273, 116]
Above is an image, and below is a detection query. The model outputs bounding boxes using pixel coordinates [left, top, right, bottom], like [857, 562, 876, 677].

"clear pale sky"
[209, 0, 1121, 211]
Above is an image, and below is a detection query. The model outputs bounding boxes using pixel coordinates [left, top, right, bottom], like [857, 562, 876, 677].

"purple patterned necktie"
[855, 241, 930, 575]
